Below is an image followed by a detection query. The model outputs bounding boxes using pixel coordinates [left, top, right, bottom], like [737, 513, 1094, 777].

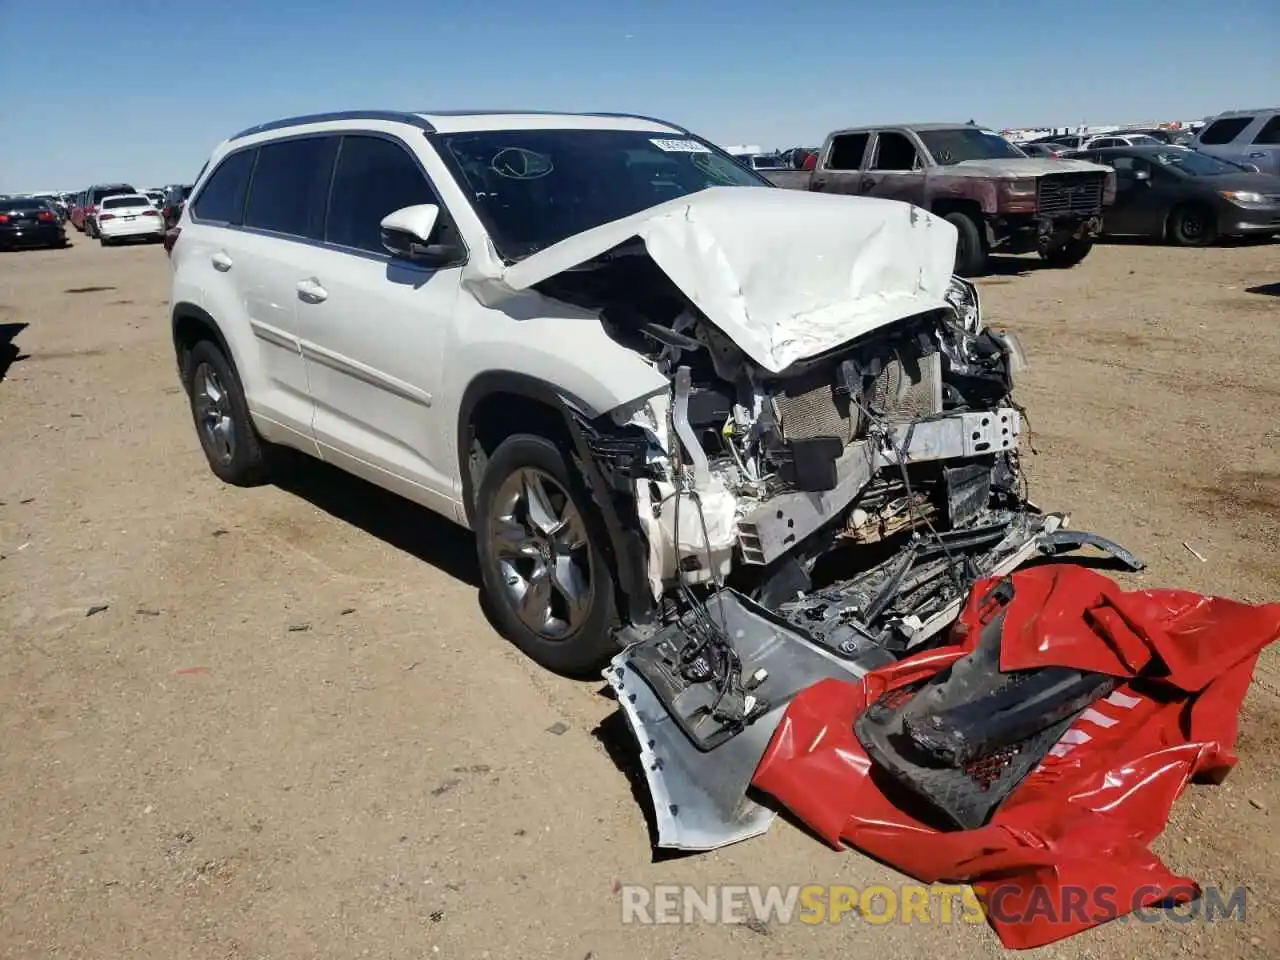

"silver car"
[1191, 108, 1280, 176]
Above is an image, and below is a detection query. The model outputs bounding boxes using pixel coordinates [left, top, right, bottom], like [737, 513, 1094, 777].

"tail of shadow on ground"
[1, 322, 29, 382]
[267, 448, 481, 587]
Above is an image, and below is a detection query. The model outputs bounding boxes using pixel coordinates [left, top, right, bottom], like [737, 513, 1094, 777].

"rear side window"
[1199, 117, 1252, 145]
[192, 150, 255, 224]
[243, 136, 338, 239]
[826, 133, 870, 170]
[326, 135, 436, 254]
[1253, 115, 1280, 145]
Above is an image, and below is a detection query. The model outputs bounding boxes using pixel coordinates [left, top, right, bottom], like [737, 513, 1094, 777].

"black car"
[1067, 145, 1280, 245]
[0, 197, 67, 250]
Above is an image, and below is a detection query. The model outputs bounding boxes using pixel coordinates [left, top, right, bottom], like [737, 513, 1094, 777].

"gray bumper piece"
[1038, 529, 1147, 572]
[604, 592, 891, 852]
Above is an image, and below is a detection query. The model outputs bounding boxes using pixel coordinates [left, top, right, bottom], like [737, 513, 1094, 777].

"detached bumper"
[605, 513, 1144, 851]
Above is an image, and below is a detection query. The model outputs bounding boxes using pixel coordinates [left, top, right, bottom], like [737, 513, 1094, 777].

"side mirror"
[1133, 169, 1151, 182]
[380, 204, 458, 264]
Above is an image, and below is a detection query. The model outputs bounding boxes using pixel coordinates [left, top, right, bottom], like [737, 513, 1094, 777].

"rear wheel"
[1168, 204, 1217, 246]
[184, 340, 271, 486]
[474, 434, 619, 676]
[944, 211, 987, 276]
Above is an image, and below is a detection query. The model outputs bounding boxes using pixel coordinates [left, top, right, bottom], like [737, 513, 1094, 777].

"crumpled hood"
[463, 186, 957, 374]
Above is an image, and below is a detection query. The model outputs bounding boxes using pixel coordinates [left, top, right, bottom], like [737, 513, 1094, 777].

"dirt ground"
[1, 233, 1277, 960]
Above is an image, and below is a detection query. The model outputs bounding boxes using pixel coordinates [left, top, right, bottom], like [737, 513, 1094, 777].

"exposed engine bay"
[520, 206, 1143, 852]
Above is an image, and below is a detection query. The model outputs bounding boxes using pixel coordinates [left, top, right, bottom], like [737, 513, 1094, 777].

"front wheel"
[1041, 236, 1094, 267]
[943, 211, 987, 276]
[474, 433, 619, 676]
[1168, 204, 1217, 246]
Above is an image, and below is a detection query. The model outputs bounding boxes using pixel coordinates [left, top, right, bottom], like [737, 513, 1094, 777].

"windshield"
[917, 128, 1025, 165]
[435, 129, 770, 261]
[1151, 150, 1244, 177]
[102, 195, 149, 209]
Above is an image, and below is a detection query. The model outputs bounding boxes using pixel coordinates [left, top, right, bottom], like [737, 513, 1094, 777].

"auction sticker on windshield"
[650, 138, 711, 153]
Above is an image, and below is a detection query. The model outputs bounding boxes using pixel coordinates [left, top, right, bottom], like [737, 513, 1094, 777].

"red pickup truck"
[766, 124, 1115, 275]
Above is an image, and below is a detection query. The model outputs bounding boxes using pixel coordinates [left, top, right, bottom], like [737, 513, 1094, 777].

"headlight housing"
[1005, 178, 1037, 197]
[1220, 190, 1265, 205]
[945, 275, 982, 334]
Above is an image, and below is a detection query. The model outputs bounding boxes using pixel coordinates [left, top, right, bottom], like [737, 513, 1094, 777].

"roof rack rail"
[229, 110, 435, 141]
[584, 111, 687, 133]
[414, 108, 685, 132]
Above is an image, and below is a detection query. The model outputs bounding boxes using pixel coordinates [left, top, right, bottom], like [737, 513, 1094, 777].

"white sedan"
[96, 194, 166, 245]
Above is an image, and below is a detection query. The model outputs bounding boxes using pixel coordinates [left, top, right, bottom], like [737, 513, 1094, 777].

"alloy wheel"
[192, 363, 236, 465]
[488, 468, 594, 640]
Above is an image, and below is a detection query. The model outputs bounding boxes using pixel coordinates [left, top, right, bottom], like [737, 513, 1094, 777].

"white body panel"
[172, 111, 962, 529]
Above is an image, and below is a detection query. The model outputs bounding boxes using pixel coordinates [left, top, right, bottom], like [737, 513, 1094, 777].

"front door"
[861, 131, 928, 206]
[1101, 155, 1166, 236]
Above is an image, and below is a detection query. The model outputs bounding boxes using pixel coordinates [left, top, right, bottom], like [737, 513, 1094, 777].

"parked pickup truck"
[767, 123, 1116, 274]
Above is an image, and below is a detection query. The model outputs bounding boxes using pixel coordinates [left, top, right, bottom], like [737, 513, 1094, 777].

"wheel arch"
[171, 302, 236, 387]
[457, 370, 656, 628]
[456, 371, 597, 526]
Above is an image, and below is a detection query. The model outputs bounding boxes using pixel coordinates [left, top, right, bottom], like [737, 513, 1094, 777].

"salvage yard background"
[1, 239, 1277, 959]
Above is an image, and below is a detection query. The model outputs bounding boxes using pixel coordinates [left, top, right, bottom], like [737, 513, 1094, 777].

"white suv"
[170, 109, 1115, 679]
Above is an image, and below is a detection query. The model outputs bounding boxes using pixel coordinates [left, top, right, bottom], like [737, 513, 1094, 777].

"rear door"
[293, 132, 461, 515]
[231, 135, 339, 440]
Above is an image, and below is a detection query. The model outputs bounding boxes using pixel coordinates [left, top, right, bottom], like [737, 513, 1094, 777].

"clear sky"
[2, 0, 1276, 191]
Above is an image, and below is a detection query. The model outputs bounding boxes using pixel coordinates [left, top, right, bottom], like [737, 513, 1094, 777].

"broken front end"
[572, 275, 1138, 851]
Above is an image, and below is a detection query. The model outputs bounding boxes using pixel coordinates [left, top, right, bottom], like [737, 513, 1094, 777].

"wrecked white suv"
[170, 110, 1139, 681]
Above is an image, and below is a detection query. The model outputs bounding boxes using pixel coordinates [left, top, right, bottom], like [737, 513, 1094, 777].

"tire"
[944, 211, 987, 276]
[183, 339, 271, 486]
[1041, 236, 1094, 267]
[1168, 204, 1217, 246]
[99, 236, 110, 247]
[474, 433, 620, 676]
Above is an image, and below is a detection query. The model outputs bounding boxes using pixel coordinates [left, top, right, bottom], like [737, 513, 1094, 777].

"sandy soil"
[1, 234, 1277, 960]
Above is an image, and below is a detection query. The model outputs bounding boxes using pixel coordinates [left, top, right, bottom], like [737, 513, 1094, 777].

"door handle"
[296, 279, 328, 304]
[210, 250, 233, 272]
[1247, 151, 1266, 159]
